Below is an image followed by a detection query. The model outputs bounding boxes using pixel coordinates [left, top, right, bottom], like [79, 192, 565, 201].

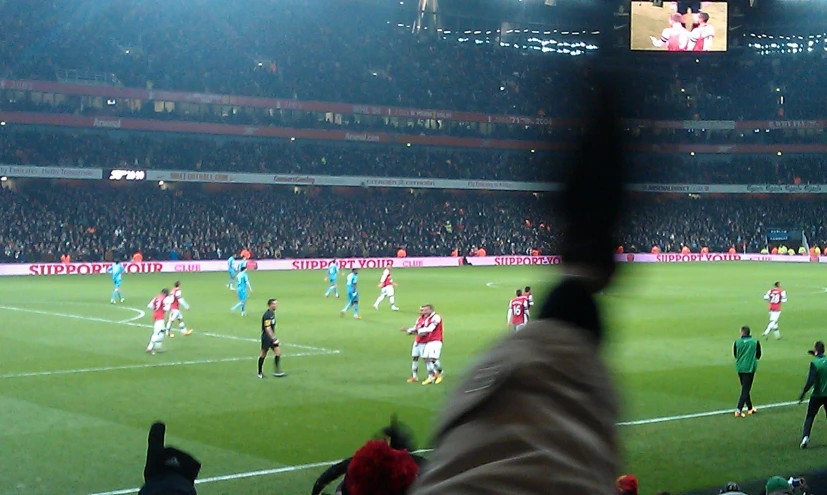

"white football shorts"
[411, 342, 426, 358]
[424, 341, 442, 360]
[168, 309, 182, 322]
[381, 286, 395, 297]
[769, 311, 781, 324]
[153, 320, 166, 334]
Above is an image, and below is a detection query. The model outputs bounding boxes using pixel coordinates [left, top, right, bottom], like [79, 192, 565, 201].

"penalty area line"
[0, 351, 332, 379]
[0, 305, 340, 355]
[84, 401, 802, 495]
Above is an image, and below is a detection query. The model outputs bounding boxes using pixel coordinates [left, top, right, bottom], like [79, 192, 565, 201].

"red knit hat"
[616, 475, 639, 495]
[345, 440, 419, 495]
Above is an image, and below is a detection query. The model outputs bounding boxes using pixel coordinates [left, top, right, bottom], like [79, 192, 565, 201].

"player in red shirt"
[373, 267, 399, 311]
[402, 307, 429, 383]
[689, 11, 714, 51]
[146, 288, 170, 355]
[165, 281, 193, 338]
[419, 304, 444, 385]
[651, 13, 689, 51]
[508, 289, 531, 332]
[524, 286, 534, 308]
[763, 281, 788, 339]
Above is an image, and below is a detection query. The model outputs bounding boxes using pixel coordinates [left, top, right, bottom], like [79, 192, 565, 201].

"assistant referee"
[734, 325, 761, 417]
[258, 298, 285, 378]
[798, 341, 827, 448]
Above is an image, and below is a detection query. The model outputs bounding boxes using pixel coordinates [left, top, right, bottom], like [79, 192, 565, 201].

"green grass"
[2, 263, 827, 494]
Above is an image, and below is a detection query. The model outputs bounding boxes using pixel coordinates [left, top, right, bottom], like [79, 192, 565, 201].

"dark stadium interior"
[3, 0, 827, 494]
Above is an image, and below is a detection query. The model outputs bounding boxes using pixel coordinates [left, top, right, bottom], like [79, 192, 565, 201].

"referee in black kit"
[258, 298, 286, 378]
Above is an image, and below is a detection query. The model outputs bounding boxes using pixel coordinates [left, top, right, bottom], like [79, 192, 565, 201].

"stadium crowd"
[6, 131, 827, 184]
[4, 183, 827, 263]
[1, 2, 825, 126]
[0, 131, 552, 181]
[0, 184, 557, 262]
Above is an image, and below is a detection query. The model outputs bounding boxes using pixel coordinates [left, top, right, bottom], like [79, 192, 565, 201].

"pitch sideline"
[84, 399, 803, 495]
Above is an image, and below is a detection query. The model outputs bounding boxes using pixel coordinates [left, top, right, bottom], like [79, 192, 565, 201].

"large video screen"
[630, 1, 728, 52]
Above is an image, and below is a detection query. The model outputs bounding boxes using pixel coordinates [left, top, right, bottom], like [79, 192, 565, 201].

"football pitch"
[4, 263, 827, 495]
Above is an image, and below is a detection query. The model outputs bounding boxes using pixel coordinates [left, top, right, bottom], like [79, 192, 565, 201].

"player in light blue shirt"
[324, 260, 339, 298]
[341, 269, 360, 319]
[231, 266, 252, 316]
[227, 255, 237, 289]
[107, 261, 125, 304]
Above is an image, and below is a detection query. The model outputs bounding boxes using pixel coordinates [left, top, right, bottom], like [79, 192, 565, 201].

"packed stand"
[619, 197, 827, 254]
[631, 155, 827, 185]
[2, 3, 825, 125]
[5, 130, 827, 185]
[0, 184, 557, 262]
[0, 1, 586, 119]
[0, 131, 554, 182]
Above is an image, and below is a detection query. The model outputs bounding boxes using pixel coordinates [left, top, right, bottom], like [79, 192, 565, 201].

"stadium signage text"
[27, 262, 164, 275]
[0, 165, 102, 179]
[492, 256, 562, 265]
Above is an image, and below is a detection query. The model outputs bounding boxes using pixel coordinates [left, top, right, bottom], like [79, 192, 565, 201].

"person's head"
[765, 476, 793, 495]
[352, 268, 359, 274]
[814, 341, 825, 355]
[418, 306, 427, 317]
[516, 289, 523, 297]
[524, 286, 531, 294]
[174, 281, 181, 289]
[720, 481, 741, 494]
[267, 298, 277, 311]
[774, 281, 781, 288]
[740, 326, 750, 337]
[161, 288, 170, 296]
[616, 474, 638, 495]
[422, 304, 434, 316]
[344, 440, 419, 495]
[699, 11, 710, 24]
[670, 13, 683, 25]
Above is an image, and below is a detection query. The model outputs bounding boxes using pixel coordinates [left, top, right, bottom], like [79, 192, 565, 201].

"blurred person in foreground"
[311, 416, 426, 495]
[764, 475, 808, 495]
[410, 77, 627, 495]
[719, 481, 748, 495]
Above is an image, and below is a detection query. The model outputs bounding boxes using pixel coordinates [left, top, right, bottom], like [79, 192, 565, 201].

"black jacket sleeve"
[756, 341, 762, 360]
[311, 458, 351, 495]
[800, 363, 818, 402]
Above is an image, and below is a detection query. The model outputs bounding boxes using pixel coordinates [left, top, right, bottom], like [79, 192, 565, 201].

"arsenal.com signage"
[2, 253, 825, 277]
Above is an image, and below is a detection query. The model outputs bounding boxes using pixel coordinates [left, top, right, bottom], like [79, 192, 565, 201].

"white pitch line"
[117, 307, 146, 324]
[84, 401, 803, 495]
[0, 352, 331, 379]
[617, 400, 800, 426]
[0, 305, 340, 354]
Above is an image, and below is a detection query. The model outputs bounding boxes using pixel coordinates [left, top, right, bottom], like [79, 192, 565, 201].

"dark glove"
[380, 415, 416, 452]
[140, 422, 201, 495]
